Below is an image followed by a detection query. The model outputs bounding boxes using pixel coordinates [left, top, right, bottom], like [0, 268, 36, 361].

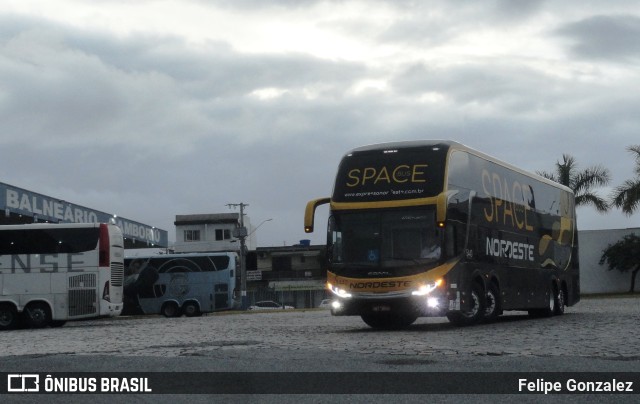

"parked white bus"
[0, 223, 124, 330]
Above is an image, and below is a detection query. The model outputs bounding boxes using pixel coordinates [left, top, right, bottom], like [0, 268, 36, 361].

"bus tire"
[24, 302, 51, 328]
[528, 283, 555, 318]
[483, 283, 500, 323]
[182, 302, 201, 317]
[161, 302, 181, 318]
[446, 283, 485, 326]
[0, 303, 19, 331]
[360, 313, 417, 330]
[553, 286, 565, 316]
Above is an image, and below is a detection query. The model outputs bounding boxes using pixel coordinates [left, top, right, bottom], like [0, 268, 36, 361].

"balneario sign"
[1, 182, 167, 248]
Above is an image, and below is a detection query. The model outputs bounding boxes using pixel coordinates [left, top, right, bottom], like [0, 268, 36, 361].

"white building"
[578, 228, 639, 294]
[173, 213, 255, 253]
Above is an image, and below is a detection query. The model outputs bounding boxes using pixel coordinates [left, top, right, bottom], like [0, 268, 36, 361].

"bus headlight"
[427, 297, 440, 308]
[411, 279, 443, 296]
[327, 283, 352, 298]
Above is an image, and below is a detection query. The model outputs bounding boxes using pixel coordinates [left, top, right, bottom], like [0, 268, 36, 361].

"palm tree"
[611, 145, 640, 215]
[537, 154, 610, 212]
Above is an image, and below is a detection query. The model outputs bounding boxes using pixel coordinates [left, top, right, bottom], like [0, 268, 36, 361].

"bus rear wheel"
[360, 313, 417, 330]
[161, 302, 181, 318]
[0, 303, 19, 331]
[24, 302, 51, 328]
[554, 287, 565, 315]
[528, 282, 558, 318]
[182, 302, 201, 317]
[483, 283, 500, 323]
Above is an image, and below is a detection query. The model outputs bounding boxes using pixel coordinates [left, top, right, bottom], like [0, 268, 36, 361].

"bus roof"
[343, 140, 573, 195]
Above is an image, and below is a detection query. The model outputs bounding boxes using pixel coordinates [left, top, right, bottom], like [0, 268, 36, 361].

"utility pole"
[227, 202, 249, 309]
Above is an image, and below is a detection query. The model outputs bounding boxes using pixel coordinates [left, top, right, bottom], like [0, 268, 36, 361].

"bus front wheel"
[446, 283, 485, 326]
[0, 303, 19, 331]
[24, 302, 51, 328]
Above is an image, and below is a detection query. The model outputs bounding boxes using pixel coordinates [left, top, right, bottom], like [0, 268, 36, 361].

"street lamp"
[248, 218, 273, 237]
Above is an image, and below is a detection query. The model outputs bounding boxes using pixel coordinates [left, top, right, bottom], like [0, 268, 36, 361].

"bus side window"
[327, 216, 342, 263]
[153, 284, 166, 297]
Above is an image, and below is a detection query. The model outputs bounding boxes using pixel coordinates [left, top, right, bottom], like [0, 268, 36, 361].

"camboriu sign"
[1, 183, 167, 248]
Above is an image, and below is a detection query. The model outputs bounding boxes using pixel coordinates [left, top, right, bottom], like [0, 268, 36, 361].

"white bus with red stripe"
[0, 222, 124, 330]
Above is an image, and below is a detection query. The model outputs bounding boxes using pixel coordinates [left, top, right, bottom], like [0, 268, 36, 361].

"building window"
[272, 256, 292, 271]
[184, 230, 201, 242]
[215, 229, 232, 241]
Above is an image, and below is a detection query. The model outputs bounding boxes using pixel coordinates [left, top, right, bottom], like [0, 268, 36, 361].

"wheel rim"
[556, 289, 565, 313]
[164, 304, 177, 317]
[26, 304, 50, 327]
[462, 290, 480, 318]
[30, 307, 46, 322]
[0, 312, 13, 326]
[485, 290, 496, 317]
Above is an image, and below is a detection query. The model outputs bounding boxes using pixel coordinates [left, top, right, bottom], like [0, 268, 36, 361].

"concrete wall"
[579, 228, 639, 294]
[173, 213, 255, 253]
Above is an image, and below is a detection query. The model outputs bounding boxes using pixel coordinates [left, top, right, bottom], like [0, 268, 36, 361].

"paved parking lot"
[1, 296, 638, 403]
[1, 295, 638, 371]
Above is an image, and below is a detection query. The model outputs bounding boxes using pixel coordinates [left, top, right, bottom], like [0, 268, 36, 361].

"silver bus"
[124, 252, 238, 317]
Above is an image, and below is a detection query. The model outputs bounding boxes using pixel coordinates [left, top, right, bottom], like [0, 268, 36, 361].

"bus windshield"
[328, 208, 442, 270]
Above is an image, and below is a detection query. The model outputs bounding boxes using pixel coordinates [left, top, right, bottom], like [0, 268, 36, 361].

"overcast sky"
[1, 0, 639, 247]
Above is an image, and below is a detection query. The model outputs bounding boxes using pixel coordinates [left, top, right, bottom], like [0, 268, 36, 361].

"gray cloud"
[1, 2, 640, 246]
[556, 15, 640, 62]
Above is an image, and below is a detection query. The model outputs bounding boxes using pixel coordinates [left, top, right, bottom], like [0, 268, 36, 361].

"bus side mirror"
[304, 197, 330, 233]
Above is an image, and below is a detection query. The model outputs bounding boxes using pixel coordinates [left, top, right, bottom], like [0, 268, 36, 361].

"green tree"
[611, 145, 640, 215]
[599, 234, 640, 293]
[537, 154, 611, 212]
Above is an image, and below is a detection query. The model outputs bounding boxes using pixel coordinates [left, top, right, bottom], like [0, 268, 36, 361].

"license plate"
[371, 305, 391, 312]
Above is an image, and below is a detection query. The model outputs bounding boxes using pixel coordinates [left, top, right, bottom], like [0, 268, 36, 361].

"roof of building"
[174, 213, 240, 226]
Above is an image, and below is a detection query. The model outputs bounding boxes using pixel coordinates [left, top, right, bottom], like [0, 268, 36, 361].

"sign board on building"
[268, 280, 326, 291]
[1, 182, 168, 248]
[246, 270, 263, 281]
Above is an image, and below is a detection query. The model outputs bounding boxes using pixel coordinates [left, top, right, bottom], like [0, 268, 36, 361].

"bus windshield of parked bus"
[0, 227, 102, 255]
[328, 207, 442, 271]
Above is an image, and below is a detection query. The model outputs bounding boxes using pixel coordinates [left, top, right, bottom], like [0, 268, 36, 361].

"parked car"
[248, 300, 294, 311]
[318, 299, 332, 309]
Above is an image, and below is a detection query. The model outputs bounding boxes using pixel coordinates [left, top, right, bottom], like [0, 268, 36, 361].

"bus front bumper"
[105, 302, 124, 317]
[329, 292, 455, 318]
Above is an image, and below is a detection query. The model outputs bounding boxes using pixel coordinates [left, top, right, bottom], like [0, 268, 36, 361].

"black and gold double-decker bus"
[305, 140, 579, 329]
